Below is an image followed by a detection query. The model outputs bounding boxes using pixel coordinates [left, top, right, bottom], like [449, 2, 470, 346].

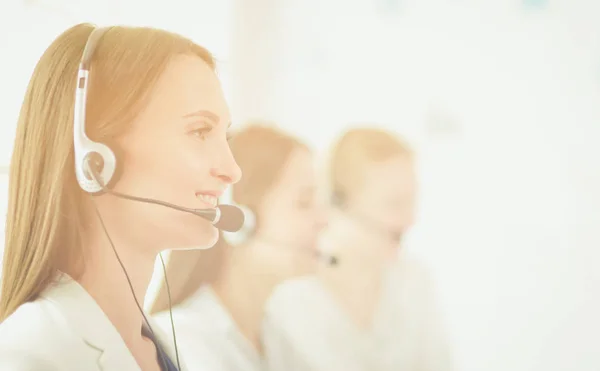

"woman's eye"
[190, 127, 212, 140]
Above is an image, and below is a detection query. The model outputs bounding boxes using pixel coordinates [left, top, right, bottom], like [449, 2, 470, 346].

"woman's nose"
[210, 145, 242, 185]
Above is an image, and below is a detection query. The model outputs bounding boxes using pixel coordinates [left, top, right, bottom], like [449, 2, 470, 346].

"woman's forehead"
[141, 55, 230, 124]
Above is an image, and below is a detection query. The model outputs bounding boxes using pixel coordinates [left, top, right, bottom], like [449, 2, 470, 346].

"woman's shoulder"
[0, 299, 58, 343]
[391, 250, 434, 283]
[0, 300, 66, 370]
[269, 276, 321, 305]
[0, 351, 61, 371]
[265, 275, 326, 326]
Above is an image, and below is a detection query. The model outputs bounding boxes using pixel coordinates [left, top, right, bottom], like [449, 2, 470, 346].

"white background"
[1, 1, 599, 370]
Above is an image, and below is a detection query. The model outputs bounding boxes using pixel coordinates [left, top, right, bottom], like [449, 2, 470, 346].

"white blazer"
[0, 273, 182, 371]
[263, 252, 453, 371]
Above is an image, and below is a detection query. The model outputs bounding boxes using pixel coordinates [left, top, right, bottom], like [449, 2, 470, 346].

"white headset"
[72, 26, 182, 371]
[220, 185, 256, 246]
[73, 27, 118, 194]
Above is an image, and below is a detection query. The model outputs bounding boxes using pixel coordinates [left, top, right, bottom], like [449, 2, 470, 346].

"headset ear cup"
[76, 141, 117, 194]
[82, 152, 106, 195]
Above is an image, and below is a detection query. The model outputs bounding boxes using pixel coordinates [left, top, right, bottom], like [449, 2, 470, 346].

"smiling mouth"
[195, 192, 218, 208]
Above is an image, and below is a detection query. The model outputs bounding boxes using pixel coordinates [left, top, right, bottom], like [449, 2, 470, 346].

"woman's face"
[345, 155, 417, 257]
[103, 55, 241, 250]
[254, 148, 328, 274]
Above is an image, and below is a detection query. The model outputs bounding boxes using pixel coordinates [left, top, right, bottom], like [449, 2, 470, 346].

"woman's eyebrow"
[182, 110, 219, 124]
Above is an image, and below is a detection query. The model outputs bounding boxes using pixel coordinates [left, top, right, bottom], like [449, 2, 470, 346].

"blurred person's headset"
[219, 186, 256, 246]
[331, 188, 403, 244]
[218, 162, 336, 265]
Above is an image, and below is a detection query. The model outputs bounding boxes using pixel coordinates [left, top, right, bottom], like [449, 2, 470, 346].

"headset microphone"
[215, 186, 336, 265]
[84, 158, 245, 232]
[316, 251, 338, 266]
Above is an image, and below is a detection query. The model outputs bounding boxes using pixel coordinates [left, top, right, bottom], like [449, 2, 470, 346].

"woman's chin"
[173, 224, 220, 250]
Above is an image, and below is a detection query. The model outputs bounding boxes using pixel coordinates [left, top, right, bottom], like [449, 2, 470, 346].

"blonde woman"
[264, 128, 453, 371]
[150, 124, 327, 371]
[0, 24, 240, 371]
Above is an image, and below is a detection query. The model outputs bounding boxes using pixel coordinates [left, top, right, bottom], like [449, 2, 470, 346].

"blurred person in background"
[0, 24, 240, 371]
[263, 127, 453, 371]
[150, 124, 327, 371]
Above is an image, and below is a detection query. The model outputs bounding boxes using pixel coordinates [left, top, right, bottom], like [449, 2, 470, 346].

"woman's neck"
[211, 240, 283, 353]
[76, 224, 158, 348]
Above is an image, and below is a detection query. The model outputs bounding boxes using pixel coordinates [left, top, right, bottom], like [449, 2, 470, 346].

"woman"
[150, 124, 327, 371]
[263, 127, 453, 371]
[0, 24, 240, 371]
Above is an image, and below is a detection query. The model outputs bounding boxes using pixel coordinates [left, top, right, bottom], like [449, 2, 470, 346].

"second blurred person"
[151, 124, 327, 371]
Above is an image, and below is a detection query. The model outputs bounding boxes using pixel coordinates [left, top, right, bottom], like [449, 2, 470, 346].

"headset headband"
[73, 27, 117, 194]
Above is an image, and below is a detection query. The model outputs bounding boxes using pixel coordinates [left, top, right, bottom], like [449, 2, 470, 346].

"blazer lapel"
[41, 274, 141, 371]
[96, 344, 140, 371]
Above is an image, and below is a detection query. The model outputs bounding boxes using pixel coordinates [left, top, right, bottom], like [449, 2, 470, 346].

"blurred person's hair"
[149, 124, 308, 314]
[0, 23, 214, 321]
[330, 127, 413, 205]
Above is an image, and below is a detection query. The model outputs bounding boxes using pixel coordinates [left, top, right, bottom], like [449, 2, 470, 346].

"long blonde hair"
[330, 127, 413, 204]
[150, 124, 307, 314]
[0, 23, 215, 321]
